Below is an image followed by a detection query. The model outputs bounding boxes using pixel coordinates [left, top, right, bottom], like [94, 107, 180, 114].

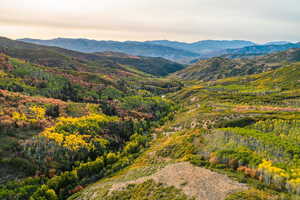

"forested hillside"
[93, 52, 185, 76]
[0, 49, 179, 200]
[71, 53, 300, 200]
[0, 37, 185, 77]
[1, 43, 300, 200]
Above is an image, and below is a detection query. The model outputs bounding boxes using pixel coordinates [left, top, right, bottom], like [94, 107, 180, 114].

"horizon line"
[14, 36, 299, 45]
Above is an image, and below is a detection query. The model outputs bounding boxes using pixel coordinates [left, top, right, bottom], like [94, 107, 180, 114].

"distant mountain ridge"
[222, 43, 300, 58]
[263, 41, 293, 45]
[18, 38, 300, 64]
[145, 40, 256, 54]
[18, 38, 256, 63]
[18, 38, 200, 64]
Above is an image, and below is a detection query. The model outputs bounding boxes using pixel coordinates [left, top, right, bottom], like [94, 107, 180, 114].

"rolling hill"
[93, 51, 185, 76]
[171, 48, 300, 81]
[0, 37, 185, 76]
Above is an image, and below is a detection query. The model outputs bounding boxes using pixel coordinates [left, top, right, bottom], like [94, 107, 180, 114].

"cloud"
[0, 0, 299, 42]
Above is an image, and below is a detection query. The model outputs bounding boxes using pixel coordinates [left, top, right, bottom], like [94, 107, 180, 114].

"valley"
[0, 37, 300, 200]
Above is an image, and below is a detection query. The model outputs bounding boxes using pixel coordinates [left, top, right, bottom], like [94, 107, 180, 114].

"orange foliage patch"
[0, 53, 14, 71]
[237, 166, 258, 178]
[69, 185, 84, 194]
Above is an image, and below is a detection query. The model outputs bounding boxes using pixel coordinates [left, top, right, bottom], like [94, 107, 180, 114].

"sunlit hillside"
[1, 0, 300, 199]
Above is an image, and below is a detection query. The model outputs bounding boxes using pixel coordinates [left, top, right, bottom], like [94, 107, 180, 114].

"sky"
[1, 0, 299, 43]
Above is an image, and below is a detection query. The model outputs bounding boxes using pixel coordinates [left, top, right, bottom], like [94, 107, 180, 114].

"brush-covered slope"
[171, 48, 300, 81]
[165, 62, 300, 199]
[69, 62, 300, 200]
[93, 51, 185, 76]
[2, 44, 300, 199]
[2, 35, 300, 200]
[0, 37, 185, 76]
[18, 38, 200, 64]
[0, 53, 183, 104]
[0, 48, 181, 200]
[0, 82, 177, 198]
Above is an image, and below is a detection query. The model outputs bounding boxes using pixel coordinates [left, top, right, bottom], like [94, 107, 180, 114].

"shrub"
[30, 185, 58, 200]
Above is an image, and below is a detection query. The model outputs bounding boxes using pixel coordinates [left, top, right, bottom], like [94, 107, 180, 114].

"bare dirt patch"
[109, 162, 247, 200]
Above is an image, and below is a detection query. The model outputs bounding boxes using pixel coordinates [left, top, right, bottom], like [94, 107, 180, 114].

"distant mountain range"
[145, 40, 256, 54]
[263, 41, 292, 45]
[221, 43, 300, 58]
[18, 38, 256, 63]
[18, 38, 299, 64]
[18, 38, 200, 64]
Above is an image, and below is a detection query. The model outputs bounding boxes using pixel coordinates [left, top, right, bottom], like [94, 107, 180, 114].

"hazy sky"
[1, 0, 299, 43]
